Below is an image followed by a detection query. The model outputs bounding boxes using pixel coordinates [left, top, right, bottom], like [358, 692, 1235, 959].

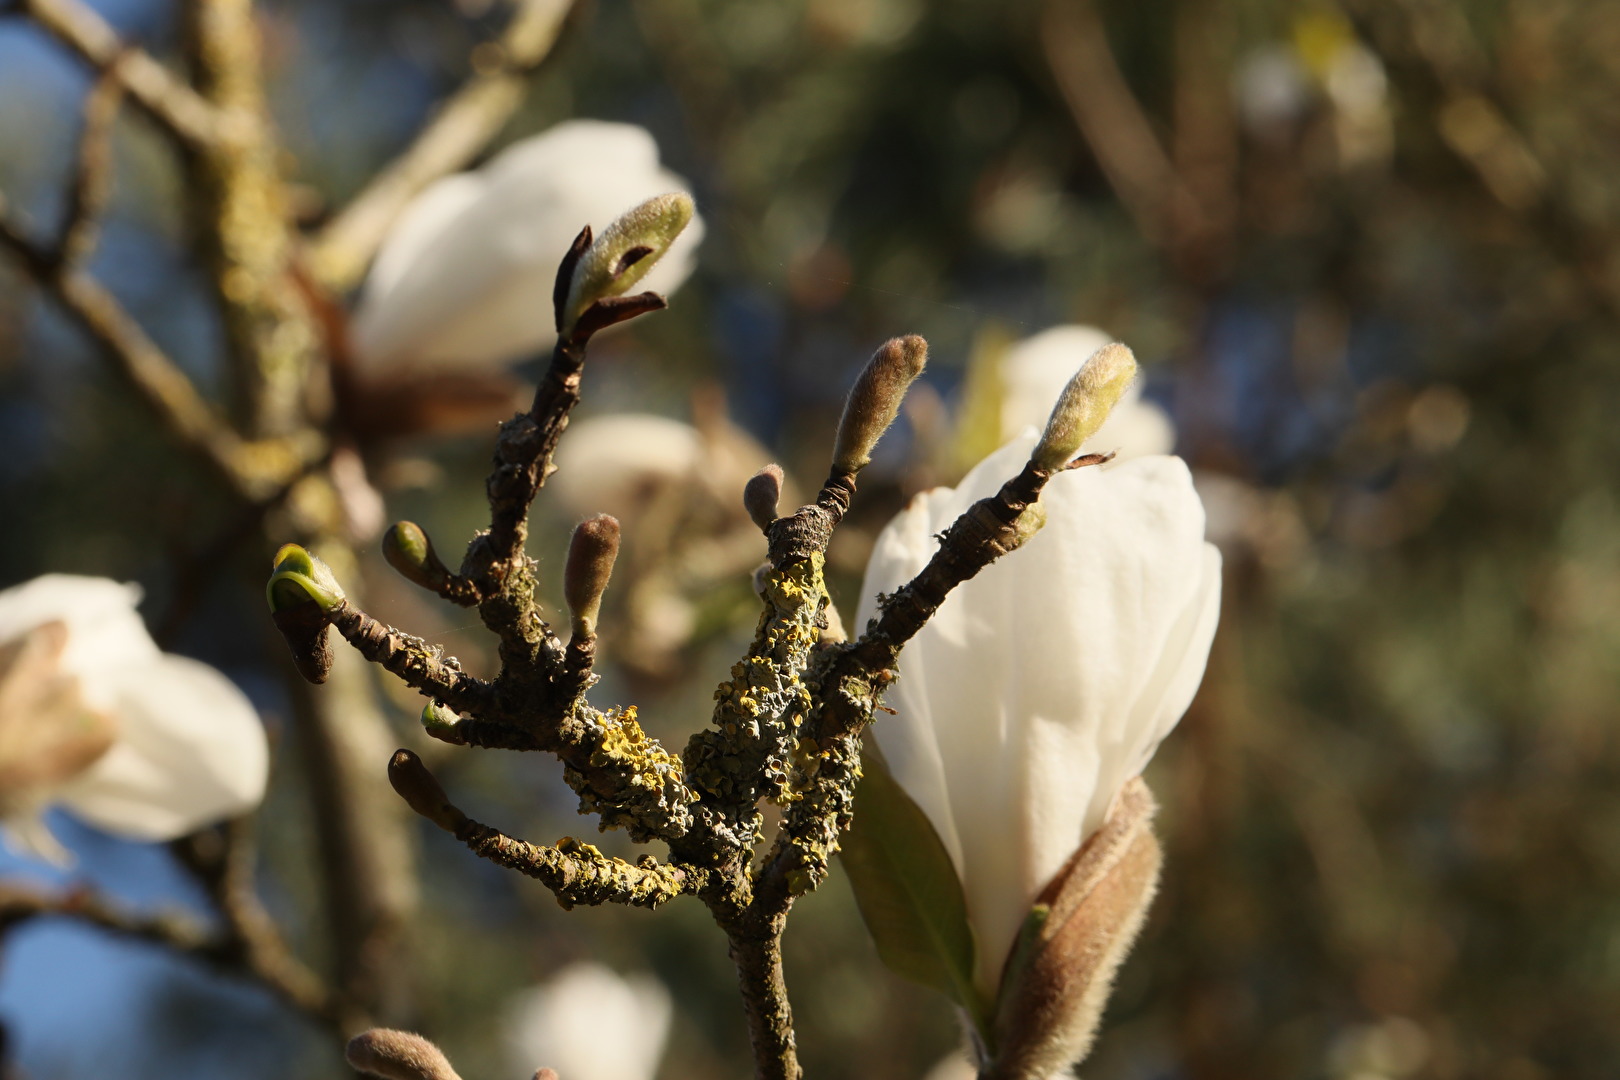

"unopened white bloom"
[1000, 326, 1174, 460]
[0, 575, 269, 864]
[501, 961, 672, 1080]
[855, 433, 1221, 996]
[351, 120, 705, 375]
[550, 414, 705, 522]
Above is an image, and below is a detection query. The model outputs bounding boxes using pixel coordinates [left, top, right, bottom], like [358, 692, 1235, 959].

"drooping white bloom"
[0, 575, 269, 864]
[501, 961, 673, 1080]
[350, 120, 705, 376]
[1000, 326, 1174, 460]
[855, 433, 1221, 996]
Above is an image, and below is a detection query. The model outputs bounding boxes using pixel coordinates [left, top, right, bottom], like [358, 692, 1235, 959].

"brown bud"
[564, 515, 621, 638]
[533, 1071, 561, 1080]
[982, 779, 1161, 1080]
[743, 464, 785, 533]
[832, 335, 928, 474]
[270, 602, 333, 684]
[387, 749, 467, 833]
[345, 1029, 463, 1080]
[383, 521, 451, 593]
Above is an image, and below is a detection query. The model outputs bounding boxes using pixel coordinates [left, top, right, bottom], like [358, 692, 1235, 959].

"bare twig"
[17, 0, 219, 146]
[58, 61, 125, 268]
[0, 882, 215, 952]
[1040, 0, 1204, 250]
[171, 823, 339, 1026]
[0, 195, 309, 501]
[303, 0, 576, 293]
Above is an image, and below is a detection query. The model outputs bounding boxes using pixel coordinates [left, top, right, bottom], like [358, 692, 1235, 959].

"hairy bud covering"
[1032, 342, 1138, 470]
[743, 464, 785, 532]
[563, 193, 696, 334]
[346, 1029, 463, 1080]
[832, 335, 929, 474]
[564, 515, 622, 638]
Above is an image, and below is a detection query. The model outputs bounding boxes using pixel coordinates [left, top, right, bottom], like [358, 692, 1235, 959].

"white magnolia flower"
[550, 413, 706, 522]
[0, 575, 269, 864]
[351, 120, 705, 376]
[1000, 326, 1174, 460]
[855, 433, 1222, 996]
[501, 961, 673, 1080]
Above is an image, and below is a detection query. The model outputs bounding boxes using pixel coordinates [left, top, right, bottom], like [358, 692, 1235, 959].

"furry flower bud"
[1031, 342, 1138, 471]
[562, 193, 695, 335]
[564, 515, 621, 638]
[346, 1028, 463, 1080]
[743, 464, 785, 533]
[832, 335, 929, 474]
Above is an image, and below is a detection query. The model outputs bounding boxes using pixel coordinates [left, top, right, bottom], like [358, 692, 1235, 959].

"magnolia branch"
[0, 194, 307, 502]
[0, 877, 330, 1021]
[171, 825, 338, 1025]
[304, 0, 576, 292]
[1040, 0, 1205, 252]
[15, 0, 220, 146]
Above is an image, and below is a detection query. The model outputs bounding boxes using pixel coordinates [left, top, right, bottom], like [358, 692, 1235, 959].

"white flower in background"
[0, 575, 269, 864]
[855, 432, 1221, 997]
[350, 120, 705, 376]
[999, 325, 1174, 460]
[550, 413, 705, 522]
[501, 961, 673, 1080]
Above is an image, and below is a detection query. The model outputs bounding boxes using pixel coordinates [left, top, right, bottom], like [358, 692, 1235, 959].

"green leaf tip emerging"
[265, 543, 345, 613]
[1032, 342, 1138, 471]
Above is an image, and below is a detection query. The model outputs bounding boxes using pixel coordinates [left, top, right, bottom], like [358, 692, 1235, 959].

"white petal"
[855, 434, 1217, 995]
[502, 962, 672, 1080]
[350, 120, 705, 376]
[55, 654, 268, 840]
[548, 413, 704, 520]
[0, 811, 71, 867]
[360, 173, 485, 311]
[0, 575, 158, 706]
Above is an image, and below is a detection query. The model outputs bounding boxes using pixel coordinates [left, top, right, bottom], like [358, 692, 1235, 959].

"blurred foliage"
[5, 0, 1620, 1078]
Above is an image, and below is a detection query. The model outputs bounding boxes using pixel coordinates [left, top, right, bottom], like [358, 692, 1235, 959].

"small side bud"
[420, 700, 459, 735]
[387, 749, 467, 833]
[265, 543, 345, 613]
[383, 521, 451, 592]
[1032, 343, 1138, 471]
[833, 335, 928, 475]
[743, 464, 785, 533]
[564, 515, 621, 638]
[346, 1029, 464, 1080]
[562, 193, 695, 335]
